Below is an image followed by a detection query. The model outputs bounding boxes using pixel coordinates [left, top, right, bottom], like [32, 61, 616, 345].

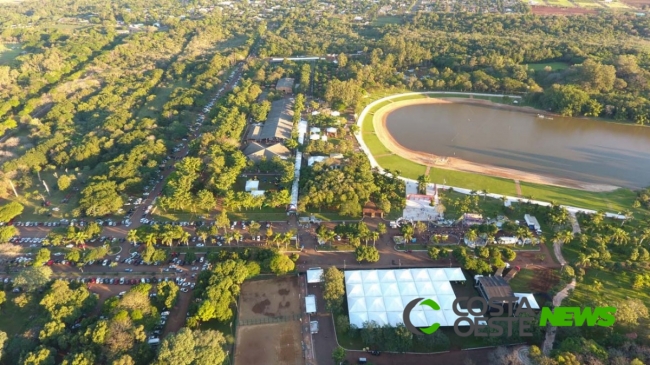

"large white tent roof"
[345, 268, 467, 328]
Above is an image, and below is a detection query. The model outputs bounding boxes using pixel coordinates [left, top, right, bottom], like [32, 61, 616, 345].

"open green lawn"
[603, 0, 631, 8]
[5, 170, 93, 222]
[362, 133, 392, 155]
[508, 269, 536, 292]
[545, 0, 577, 6]
[563, 245, 650, 308]
[526, 62, 571, 72]
[215, 35, 248, 51]
[0, 291, 42, 336]
[137, 79, 189, 119]
[519, 182, 641, 215]
[375, 155, 427, 179]
[0, 43, 22, 65]
[372, 16, 403, 26]
[429, 167, 517, 196]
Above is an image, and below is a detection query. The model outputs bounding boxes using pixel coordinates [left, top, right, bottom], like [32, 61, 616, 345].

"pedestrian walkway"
[514, 179, 522, 197]
[298, 275, 317, 365]
[542, 279, 576, 356]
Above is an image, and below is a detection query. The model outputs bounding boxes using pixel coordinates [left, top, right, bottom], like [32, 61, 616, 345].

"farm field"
[545, 0, 577, 7]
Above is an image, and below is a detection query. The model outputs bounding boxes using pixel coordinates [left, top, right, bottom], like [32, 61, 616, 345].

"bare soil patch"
[239, 276, 301, 321]
[530, 268, 560, 292]
[373, 98, 618, 192]
[235, 322, 304, 365]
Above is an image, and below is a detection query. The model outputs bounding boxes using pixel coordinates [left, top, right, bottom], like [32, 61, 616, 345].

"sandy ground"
[238, 276, 302, 321]
[373, 98, 619, 192]
[235, 322, 304, 365]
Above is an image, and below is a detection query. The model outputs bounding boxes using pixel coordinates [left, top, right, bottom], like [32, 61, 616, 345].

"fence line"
[238, 314, 302, 326]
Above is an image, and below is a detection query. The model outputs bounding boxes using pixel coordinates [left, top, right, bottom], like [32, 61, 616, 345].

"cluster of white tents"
[345, 268, 472, 328]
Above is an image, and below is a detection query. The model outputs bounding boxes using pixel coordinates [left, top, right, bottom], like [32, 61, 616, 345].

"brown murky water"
[386, 103, 650, 188]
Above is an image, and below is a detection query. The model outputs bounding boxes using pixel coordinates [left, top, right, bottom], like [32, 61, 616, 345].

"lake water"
[385, 103, 650, 189]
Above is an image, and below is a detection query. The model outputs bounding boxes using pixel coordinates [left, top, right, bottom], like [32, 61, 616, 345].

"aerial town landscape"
[0, 0, 650, 364]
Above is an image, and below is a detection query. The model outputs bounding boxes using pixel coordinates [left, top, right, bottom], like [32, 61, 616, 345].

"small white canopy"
[331, 111, 340, 116]
[306, 268, 323, 283]
[250, 190, 265, 197]
[245, 180, 259, 192]
[443, 267, 466, 281]
[311, 111, 320, 115]
[321, 135, 328, 141]
[326, 127, 337, 133]
[514, 293, 540, 310]
[309, 134, 320, 140]
[310, 127, 321, 133]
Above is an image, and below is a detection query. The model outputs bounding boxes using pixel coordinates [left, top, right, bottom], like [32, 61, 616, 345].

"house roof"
[243, 142, 291, 163]
[276, 77, 294, 89]
[258, 99, 293, 140]
[478, 276, 514, 299]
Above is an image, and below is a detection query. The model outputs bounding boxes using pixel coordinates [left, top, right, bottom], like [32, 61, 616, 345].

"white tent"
[345, 271, 362, 284]
[306, 268, 323, 283]
[345, 269, 464, 328]
[361, 270, 379, 283]
[378, 270, 397, 283]
[250, 190, 265, 197]
[309, 134, 320, 140]
[310, 127, 321, 133]
[347, 284, 365, 297]
[368, 312, 389, 326]
[245, 180, 259, 192]
[514, 293, 540, 309]
[434, 281, 455, 295]
[398, 282, 419, 296]
[387, 311, 404, 326]
[363, 283, 382, 297]
[326, 127, 337, 134]
[427, 268, 449, 281]
[349, 312, 368, 327]
[416, 282, 437, 296]
[411, 268, 431, 282]
[443, 268, 466, 282]
[365, 297, 385, 312]
[384, 296, 404, 312]
[380, 282, 400, 296]
[321, 135, 328, 141]
[331, 111, 340, 116]
[349, 297, 367, 312]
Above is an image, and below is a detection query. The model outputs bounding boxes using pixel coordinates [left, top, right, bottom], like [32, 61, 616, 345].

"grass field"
[572, 0, 606, 7]
[215, 35, 248, 51]
[375, 155, 427, 179]
[519, 182, 641, 215]
[545, 0, 577, 6]
[137, 79, 189, 119]
[0, 43, 21, 65]
[526, 62, 571, 71]
[429, 168, 517, 196]
[372, 16, 403, 26]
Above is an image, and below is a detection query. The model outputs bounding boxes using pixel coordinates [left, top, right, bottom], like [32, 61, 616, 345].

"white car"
[180, 288, 189, 293]
[196, 243, 204, 247]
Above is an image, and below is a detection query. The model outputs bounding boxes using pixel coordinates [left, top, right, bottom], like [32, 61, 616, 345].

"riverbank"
[372, 97, 619, 193]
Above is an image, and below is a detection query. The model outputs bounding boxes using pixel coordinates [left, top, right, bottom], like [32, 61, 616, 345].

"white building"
[306, 294, 317, 314]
